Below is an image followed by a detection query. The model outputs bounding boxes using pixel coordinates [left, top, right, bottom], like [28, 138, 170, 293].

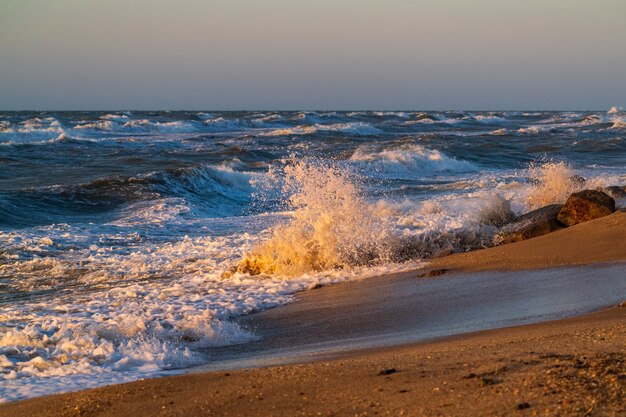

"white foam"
[196, 112, 215, 120]
[469, 114, 507, 124]
[0, 117, 65, 142]
[74, 120, 114, 130]
[260, 125, 318, 137]
[101, 113, 130, 121]
[261, 122, 381, 137]
[489, 128, 507, 135]
[609, 116, 626, 129]
[0, 216, 421, 402]
[372, 111, 409, 118]
[608, 106, 622, 114]
[315, 122, 382, 135]
[251, 114, 284, 127]
[518, 112, 622, 133]
[120, 119, 199, 133]
[517, 126, 544, 135]
[202, 117, 247, 131]
[236, 159, 401, 275]
[349, 144, 476, 178]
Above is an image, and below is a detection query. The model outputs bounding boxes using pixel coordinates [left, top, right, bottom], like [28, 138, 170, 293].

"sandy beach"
[2, 212, 625, 417]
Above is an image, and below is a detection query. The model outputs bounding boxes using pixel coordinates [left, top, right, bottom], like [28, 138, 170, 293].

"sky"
[1, 0, 625, 110]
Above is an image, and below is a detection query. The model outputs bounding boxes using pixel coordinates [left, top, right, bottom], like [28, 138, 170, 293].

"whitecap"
[349, 144, 476, 178]
[609, 116, 626, 129]
[120, 119, 199, 134]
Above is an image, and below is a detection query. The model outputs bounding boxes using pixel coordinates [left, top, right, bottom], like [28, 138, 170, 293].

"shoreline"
[2, 212, 626, 416]
[3, 305, 624, 417]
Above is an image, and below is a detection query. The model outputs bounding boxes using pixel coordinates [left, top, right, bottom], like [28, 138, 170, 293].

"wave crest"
[234, 160, 392, 276]
[261, 122, 382, 137]
[349, 144, 476, 177]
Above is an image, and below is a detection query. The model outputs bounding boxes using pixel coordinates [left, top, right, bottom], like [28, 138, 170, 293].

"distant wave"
[261, 122, 382, 137]
[120, 119, 200, 133]
[0, 117, 66, 142]
[467, 114, 508, 124]
[74, 120, 116, 130]
[251, 114, 285, 127]
[349, 144, 477, 178]
[202, 117, 248, 131]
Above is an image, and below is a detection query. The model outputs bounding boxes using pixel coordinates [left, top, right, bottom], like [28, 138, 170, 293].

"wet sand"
[198, 264, 626, 371]
[2, 212, 626, 416]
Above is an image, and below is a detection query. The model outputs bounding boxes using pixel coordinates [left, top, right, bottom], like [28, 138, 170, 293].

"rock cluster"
[497, 187, 620, 245]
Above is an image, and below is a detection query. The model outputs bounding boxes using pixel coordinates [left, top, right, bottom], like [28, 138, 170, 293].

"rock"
[418, 269, 447, 278]
[377, 368, 397, 376]
[602, 185, 626, 198]
[496, 204, 564, 244]
[557, 190, 615, 227]
[480, 377, 500, 386]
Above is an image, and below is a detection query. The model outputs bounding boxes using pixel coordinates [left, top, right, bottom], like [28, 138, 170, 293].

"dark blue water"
[2, 110, 625, 227]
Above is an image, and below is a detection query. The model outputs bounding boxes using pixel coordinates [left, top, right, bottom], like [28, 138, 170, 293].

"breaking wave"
[610, 116, 626, 129]
[261, 122, 382, 137]
[234, 159, 394, 276]
[0, 164, 257, 227]
[524, 162, 581, 210]
[349, 144, 477, 177]
[0, 117, 65, 142]
[232, 158, 489, 277]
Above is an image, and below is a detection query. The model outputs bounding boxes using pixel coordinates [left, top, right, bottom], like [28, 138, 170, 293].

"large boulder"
[496, 204, 564, 244]
[557, 190, 615, 227]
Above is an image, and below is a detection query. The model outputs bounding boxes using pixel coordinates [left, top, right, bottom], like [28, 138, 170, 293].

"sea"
[1, 109, 625, 401]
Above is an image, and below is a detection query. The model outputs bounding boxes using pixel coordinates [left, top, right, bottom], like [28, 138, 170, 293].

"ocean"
[1, 109, 625, 401]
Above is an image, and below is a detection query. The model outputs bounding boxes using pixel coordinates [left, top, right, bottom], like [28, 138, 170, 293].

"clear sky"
[1, 0, 624, 110]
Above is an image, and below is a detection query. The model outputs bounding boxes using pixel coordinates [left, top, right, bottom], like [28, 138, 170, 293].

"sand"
[2, 212, 626, 417]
